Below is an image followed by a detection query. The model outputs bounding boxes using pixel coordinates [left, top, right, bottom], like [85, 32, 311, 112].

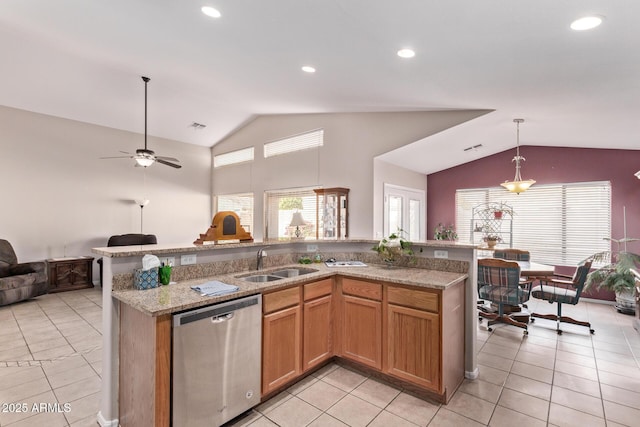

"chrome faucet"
[256, 246, 270, 271]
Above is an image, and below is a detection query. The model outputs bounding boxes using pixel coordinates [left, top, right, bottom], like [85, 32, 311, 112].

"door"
[386, 304, 440, 391]
[383, 184, 425, 241]
[303, 294, 332, 371]
[262, 305, 301, 395]
[341, 295, 382, 369]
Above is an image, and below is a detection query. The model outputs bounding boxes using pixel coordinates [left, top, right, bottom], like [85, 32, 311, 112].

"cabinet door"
[262, 305, 301, 395]
[387, 304, 440, 391]
[303, 294, 332, 371]
[341, 295, 382, 369]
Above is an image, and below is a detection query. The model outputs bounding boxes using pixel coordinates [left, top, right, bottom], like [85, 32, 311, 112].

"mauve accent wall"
[427, 146, 640, 301]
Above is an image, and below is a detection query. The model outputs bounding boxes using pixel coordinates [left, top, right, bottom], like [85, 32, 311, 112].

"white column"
[465, 250, 479, 379]
[97, 256, 120, 427]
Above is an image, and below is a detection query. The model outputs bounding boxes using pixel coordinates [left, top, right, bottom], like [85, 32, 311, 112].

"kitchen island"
[94, 240, 477, 427]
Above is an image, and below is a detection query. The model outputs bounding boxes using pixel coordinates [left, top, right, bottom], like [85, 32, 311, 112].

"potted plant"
[479, 202, 514, 220]
[482, 234, 502, 249]
[372, 229, 414, 267]
[434, 223, 458, 241]
[584, 237, 640, 314]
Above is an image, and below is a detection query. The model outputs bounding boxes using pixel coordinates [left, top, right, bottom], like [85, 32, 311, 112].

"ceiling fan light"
[135, 157, 154, 167]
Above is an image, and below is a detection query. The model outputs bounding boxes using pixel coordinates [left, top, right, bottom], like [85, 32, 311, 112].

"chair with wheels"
[494, 249, 530, 261]
[477, 258, 533, 335]
[530, 260, 594, 335]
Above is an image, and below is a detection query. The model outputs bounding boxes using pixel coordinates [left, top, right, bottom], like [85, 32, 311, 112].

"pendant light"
[501, 119, 536, 194]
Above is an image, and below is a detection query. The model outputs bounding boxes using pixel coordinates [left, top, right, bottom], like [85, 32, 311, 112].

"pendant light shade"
[501, 119, 536, 194]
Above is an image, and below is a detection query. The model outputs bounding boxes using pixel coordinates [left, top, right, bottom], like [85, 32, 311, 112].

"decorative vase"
[486, 239, 498, 249]
[615, 289, 636, 314]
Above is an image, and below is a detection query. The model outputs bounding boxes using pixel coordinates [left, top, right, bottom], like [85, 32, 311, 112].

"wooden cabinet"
[262, 287, 302, 395]
[339, 278, 382, 370]
[47, 256, 94, 293]
[303, 279, 333, 371]
[387, 303, 440, 390]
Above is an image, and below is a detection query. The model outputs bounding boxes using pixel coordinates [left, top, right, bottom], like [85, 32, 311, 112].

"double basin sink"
[238, 267, 318, 282]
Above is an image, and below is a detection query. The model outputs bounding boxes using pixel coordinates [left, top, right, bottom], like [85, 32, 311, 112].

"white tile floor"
[2, 287, 640, 426]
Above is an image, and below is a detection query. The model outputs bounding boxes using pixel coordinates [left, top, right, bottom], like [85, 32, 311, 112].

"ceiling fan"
[102, 76, 181, 169]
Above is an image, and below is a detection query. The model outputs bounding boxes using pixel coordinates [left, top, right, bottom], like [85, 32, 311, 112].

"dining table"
[516, 261, 555, 277]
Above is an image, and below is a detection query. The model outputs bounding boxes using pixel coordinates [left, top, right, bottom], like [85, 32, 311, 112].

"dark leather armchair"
[0, 239, 48, 306]
[97, 234, 157, 285]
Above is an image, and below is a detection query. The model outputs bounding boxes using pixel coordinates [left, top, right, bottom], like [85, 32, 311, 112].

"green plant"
[434, 223, 458, 241]
[584, 237, 640, 293]
[372, 229, 414, 264]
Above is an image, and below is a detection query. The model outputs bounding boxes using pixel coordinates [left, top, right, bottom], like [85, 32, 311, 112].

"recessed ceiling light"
[201, 6, 221, 18]
[397, 48, 415, 58]
[570, 16, 603, 31]
[301, 66, 316, 73]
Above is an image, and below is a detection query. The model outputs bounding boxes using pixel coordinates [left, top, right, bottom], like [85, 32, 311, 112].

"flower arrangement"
[434, 223, 457, 241]
[372, 229, 414, 266]
[483, 235, 502, 243]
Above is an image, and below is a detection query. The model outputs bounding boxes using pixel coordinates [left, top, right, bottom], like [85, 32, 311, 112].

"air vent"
[190, 122, 207, 130]
[463, 144, 483, 152]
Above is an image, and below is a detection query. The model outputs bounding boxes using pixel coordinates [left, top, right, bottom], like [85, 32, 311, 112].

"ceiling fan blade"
[156, 158, 182, 169]
[155, 155, 180, 162]
[100, 155, 133, 159]
[119, 150, 132, 155]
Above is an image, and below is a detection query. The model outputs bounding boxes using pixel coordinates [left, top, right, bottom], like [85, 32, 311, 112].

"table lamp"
[289, 212, 306, 239]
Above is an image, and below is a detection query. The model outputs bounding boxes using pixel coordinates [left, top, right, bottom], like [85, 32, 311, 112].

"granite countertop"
[93, 239, 477, 257]
[112, 263, 468, 317]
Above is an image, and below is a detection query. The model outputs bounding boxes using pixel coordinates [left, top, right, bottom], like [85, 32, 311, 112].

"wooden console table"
[47, 256, 94, 293]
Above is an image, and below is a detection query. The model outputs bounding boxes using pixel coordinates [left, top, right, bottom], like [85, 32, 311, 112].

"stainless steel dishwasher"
[172, 294, 262, 427]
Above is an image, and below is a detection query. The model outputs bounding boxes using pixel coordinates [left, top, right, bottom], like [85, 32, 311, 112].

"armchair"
[494, 249, 530, 261]
[0, 239, 48, 306]
[477, 258, 532, 335]
[530, 260, 594, 335]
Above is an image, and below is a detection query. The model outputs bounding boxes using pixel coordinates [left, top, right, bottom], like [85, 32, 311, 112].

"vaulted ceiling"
[1, 1, 638, 174]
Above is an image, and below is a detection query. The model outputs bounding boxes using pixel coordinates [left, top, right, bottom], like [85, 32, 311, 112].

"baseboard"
[580, 297, 615, 305]
[97, 411, 119, 427]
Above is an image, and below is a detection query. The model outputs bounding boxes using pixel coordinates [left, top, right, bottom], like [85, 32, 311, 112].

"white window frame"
[456, 181, 611, 266]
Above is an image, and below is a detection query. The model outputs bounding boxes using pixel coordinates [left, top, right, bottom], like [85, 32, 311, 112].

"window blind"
[456, 181, 611, 266]
[213, 147, 254, 168]
[215, 193, 254, 233]
[264, 129, 324, 158]
[264, 188, 318, 240]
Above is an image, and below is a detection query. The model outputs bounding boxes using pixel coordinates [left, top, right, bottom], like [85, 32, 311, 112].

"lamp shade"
[290, 211, 306, 227]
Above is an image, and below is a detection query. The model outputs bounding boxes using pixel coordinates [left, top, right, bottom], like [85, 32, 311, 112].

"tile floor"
[2, 287, 640, 426]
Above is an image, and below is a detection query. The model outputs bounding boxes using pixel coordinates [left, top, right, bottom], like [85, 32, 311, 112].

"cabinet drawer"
[341, 278, 382, 301]
[304, 279, 333, 301]
[263, 286, 300, 314]
[388, 286, 439, 313]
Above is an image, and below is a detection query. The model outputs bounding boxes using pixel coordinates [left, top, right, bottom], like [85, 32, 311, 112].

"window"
[215, 193, 254, 234]
[456, 181, 611, 266]
[213, 147, 254, 168]
[265, 188, 317, 240]
[264, 129, 324, 158]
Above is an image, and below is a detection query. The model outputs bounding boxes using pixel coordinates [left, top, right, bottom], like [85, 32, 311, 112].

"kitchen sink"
[271, 267, 318, 278]
[241, 274, 283, 282]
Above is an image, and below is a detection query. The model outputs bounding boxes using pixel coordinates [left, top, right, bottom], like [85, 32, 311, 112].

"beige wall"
[0, 106, 212, 280]
[212, 111, 484, 239]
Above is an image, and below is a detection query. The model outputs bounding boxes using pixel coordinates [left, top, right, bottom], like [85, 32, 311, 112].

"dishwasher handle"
[173, 294, 260, 327]
[212, 312, 234, 323]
